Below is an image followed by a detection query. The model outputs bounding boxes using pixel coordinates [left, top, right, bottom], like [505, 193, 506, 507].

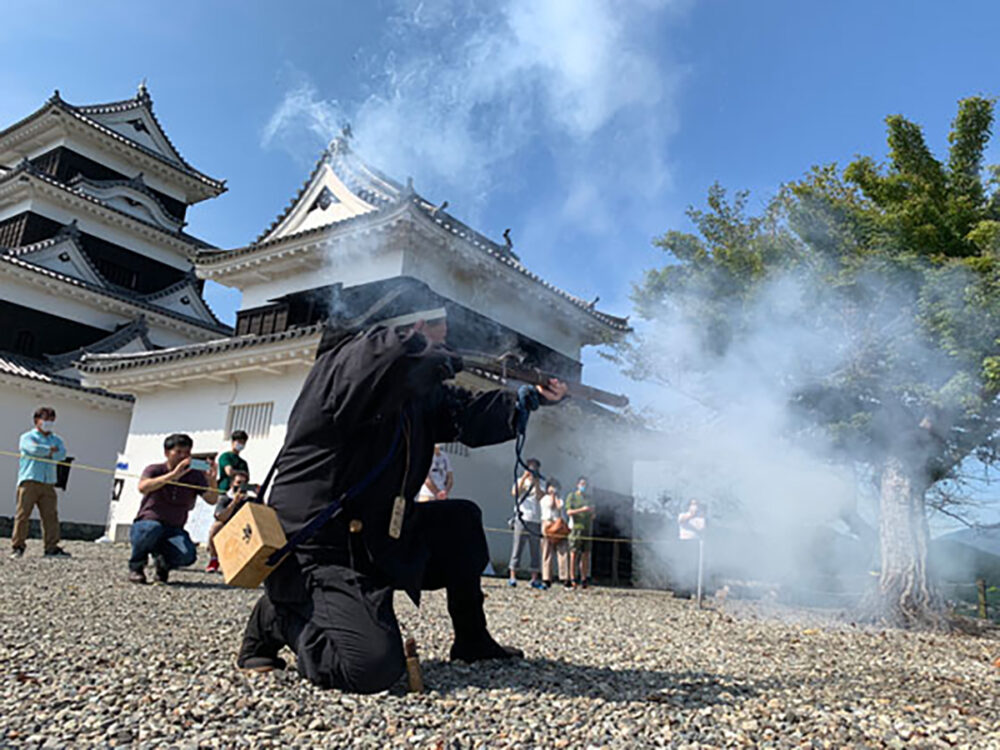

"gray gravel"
[1, 542, 998, 748]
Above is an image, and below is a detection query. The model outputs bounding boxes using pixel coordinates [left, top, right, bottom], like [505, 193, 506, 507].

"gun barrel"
[456, 351, 629, 409]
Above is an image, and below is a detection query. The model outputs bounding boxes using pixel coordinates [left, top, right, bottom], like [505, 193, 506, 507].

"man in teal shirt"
[12, 406, 70, 558]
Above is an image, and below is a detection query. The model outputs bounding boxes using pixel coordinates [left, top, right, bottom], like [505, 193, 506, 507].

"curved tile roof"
[0, 350, 133, 402]
[78, 323, 324, 373]
[202, 139, 630, 332]
[0, 88, 226, 194]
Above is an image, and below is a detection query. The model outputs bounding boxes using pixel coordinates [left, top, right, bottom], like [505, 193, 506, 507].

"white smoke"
[262, 0, 685, 222]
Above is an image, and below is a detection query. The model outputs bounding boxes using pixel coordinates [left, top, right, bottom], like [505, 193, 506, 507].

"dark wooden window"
[0, 301, 109, 356]
[13, 330, 36, 356]
[235, 304, 291, 337]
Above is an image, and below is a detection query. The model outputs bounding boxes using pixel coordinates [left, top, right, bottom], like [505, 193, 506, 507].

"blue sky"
[3, 1, 999, 522]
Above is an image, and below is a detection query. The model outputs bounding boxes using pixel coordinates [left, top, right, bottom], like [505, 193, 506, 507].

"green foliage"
[626, 97, 1000, 479]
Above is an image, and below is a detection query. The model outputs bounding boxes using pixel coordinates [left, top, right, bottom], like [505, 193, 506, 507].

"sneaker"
[205, 558, 220, 573]
[153, 555, 169, 584]
[530, 579, 546, 590]
[43, 547, 71, 558]
[563, 580, 573, 589]
[507, 579, 517, 587]
[10, 547, 25, 559]
[128, 569, 148, 585]
[572, 579, 581, 589]
[581, 578, 590, 589]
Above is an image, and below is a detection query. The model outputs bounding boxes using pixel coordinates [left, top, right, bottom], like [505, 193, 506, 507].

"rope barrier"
[1, 448, 656, 545]
[0, 448, 218, 493]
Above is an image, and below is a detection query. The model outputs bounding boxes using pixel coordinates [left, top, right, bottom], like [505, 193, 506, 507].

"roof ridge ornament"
[137, 78, 150, 102]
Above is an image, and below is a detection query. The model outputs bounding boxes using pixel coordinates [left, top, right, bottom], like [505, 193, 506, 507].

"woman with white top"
[508, 457, 544, 589]
[539, 480, 570, 589]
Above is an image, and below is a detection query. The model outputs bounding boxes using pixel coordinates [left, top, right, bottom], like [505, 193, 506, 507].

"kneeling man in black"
[237, 312, 566, 692]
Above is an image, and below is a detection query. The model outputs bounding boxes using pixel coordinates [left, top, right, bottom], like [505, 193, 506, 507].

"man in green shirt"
[565, 476, 595, 589]
[217, 430, 249, 493]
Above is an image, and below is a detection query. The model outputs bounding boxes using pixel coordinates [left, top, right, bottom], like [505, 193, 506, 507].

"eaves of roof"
[78, 323, 325, 373]
[68, 173, 186, 229]
[0, 161, 213, 249]
[0, 253, 233, 336]
[45, 318, 155, 372]
[0, 350, 134, 404]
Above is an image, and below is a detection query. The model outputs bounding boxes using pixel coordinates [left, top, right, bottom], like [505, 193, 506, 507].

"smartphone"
[189, 458, 211, 473]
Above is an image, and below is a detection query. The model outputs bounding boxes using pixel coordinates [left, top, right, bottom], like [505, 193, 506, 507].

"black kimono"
[238, 326, 525, 692]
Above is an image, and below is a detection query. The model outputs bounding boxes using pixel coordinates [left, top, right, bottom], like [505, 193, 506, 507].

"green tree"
[624, 98, 1000, 626]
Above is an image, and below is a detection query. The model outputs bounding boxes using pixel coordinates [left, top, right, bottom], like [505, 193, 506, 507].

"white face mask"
[40, 421, 55, 432]
[234, 443, 246, 452]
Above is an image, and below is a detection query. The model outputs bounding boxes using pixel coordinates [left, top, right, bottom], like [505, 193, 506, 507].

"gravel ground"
[1, 542, 998, 749]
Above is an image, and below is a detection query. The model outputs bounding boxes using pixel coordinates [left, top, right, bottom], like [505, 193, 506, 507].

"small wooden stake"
[977, 578, 988, 620]
[404, 637, 424, 693]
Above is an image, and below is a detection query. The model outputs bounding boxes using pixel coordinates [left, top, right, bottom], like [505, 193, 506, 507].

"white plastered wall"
[107, 364, 634, 572]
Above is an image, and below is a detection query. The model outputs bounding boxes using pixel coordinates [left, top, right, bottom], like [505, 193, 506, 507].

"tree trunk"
[860, 455, 946, 628]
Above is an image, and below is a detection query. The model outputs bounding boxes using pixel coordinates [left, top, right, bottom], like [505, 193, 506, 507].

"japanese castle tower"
[0, 85, 228, 530]
[80, 134, 637, 576]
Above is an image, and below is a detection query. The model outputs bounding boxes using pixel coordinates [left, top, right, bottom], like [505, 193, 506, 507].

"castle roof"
[0, 85, 225, 202]
[195, 138, 629, 333]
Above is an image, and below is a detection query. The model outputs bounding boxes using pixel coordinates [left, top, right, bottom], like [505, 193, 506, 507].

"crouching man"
[237, 310, 566, 693]
[129, 433, 218, 584]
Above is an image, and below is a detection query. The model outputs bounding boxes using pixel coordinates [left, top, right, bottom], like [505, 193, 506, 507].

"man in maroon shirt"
[128, 433, 218, 584]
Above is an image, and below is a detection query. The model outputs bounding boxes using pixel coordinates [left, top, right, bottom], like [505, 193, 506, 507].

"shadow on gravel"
[165, 580, 232, 590]
[421, 659, 789, 706]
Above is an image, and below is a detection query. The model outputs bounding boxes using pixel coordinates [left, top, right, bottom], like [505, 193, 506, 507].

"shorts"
[214, 497, 233, 521]
[569, 531, 592, 553]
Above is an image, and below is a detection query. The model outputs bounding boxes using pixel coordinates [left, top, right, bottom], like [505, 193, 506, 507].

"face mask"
[234, 443, 246, 452]
[40, 421, 55, 432]
[578, 484, 587, 492]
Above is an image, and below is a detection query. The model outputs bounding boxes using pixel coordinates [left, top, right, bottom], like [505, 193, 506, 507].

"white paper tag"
[389, 495, 406, 539]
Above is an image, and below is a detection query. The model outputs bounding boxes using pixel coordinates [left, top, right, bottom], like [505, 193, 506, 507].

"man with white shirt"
[417, 444, 453, 501]
[11, 406, 70, 558]
[508, 457, 545, 589]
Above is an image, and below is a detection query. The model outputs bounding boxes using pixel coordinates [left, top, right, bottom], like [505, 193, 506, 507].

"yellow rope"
[0, 449, 217, 493]
[1, 449, 662, 545]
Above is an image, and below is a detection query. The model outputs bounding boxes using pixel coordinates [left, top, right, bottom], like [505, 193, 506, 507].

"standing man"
[237, 311, 567, 692]
[11, 407, 70, 558]
[566, 476, 595, 588]
[128, 433, 218, 584]
[217, 430, 249, 493]
[417, 444, 453, 501]
[508, 458, 544, 589]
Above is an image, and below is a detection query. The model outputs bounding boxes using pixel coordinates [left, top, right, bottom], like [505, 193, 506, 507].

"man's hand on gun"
[537, 378, 567, 403]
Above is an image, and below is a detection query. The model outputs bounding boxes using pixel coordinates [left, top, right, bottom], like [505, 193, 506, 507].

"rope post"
[696, 538, 705, 609]
[611, 539, 620, 587]
[977, 578, 988, 620]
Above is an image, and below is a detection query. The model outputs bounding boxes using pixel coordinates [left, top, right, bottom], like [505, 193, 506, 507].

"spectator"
[508, 458, 545, 589]
[217, 430, 249, 493]
[566, 476, 595, 589]
[417, 444, 453, 502]
[11, 406, 70, 558]
[678, 499, 706, 540]
[204, 470, 250, 573]
[129, 433, 218, 584]
[540, 480, 570, 589]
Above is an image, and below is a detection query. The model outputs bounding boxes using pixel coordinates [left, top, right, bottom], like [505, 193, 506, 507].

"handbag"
[543, 516, 570, 541]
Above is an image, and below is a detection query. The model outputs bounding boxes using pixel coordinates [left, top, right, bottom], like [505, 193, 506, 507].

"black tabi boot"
[447, 585, 523, 662]
[237, 594, 288, 673]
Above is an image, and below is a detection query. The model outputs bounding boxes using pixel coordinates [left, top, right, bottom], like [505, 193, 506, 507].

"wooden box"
[215, 502, 288, 588]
